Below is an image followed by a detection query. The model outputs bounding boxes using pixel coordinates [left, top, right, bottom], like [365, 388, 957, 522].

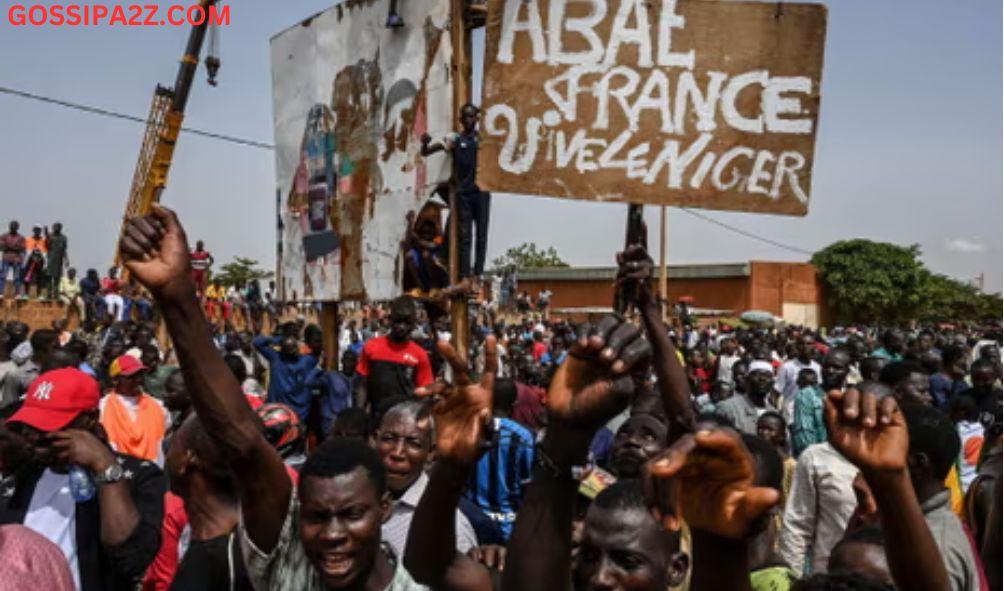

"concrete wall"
[749, 262, 826, 326]
[516, 262, 825, 325]
[518, 275, 751, 314]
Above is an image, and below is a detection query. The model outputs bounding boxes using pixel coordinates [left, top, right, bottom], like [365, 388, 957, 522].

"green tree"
[491, 242, 569, 273]
[212, 257, 273, 288]
[810, 239, 926, 324]
[917, 272, 1003, 324]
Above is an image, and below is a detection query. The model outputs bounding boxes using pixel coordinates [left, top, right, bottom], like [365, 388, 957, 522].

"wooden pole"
[659, 205, 668, 322]
[449, 0, 470, 361]
[320, 302, 339, 371]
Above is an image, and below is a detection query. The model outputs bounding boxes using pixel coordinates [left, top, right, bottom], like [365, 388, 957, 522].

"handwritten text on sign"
[479, 0, 827, 215]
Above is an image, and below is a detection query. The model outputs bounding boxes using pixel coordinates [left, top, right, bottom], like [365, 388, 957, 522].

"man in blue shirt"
[929, 345, 969, 411]
[465, 378, 535, 540]
[253, 331, 319, 424]
[306, 363, 355, 437]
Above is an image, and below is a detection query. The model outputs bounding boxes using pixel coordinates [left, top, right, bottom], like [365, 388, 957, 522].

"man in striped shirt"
[465, 378, 535, 540]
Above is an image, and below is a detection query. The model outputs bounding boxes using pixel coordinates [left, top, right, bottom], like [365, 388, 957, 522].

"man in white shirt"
[776, 333, 822, 422]
[715, 336, 741, 385]
[778, 441, 859, 575]
[373, 400, 477, 557]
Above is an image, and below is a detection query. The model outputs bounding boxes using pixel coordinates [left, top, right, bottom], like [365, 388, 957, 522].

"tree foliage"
[212, 257, 273, 288]
[916, 272, 1003, 324]
[811, 240, 927, 324]
[812, 239, 1002, 324]
[491, 242, 569, 273]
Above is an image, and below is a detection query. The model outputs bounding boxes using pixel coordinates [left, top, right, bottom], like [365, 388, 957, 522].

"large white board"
[271, 0, 454, 301]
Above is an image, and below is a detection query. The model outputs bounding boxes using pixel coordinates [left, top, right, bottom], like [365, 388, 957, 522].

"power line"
[0, 85, 274, 150]
[0, 84, 818, 257]
[677, 206, 815, 256]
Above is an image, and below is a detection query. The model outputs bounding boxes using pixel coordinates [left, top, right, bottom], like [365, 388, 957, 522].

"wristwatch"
[94, 463, 126, 485]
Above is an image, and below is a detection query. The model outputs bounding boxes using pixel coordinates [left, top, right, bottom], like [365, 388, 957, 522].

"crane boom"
[117, 0, 217, 265]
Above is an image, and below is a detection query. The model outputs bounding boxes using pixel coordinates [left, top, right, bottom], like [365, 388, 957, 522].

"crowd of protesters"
[0, 208, 997, 591]
[1, 220, 70, 301]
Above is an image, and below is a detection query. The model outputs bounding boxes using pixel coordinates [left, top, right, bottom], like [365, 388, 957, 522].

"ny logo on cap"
[34, 381, 55, 401]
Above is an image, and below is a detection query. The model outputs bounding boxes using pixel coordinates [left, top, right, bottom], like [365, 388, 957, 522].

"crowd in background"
[0, 209, 998, 591]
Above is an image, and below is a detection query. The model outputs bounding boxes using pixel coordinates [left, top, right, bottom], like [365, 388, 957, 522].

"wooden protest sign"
[479, 0, 827, 216]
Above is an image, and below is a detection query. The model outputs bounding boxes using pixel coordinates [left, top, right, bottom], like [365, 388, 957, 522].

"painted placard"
[479, 0, 827, 215]
[271, 0, 455, 302]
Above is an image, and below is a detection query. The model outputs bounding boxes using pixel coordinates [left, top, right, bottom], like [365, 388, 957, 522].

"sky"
[1, 0, 1001, 293]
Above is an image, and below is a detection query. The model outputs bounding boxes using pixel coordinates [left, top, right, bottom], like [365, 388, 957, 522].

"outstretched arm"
[825, 388, 949, 591]
[618, 245, 694, 442]
[404, 338, 497, 591]
[503, 316, 651, 591]
[119, 206, 291, 553]
[420, 132, 447, 157]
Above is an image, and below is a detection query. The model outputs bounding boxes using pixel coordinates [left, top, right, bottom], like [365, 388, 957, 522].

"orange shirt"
[99, 392, 169, 464]
[25, 236, 47, 254]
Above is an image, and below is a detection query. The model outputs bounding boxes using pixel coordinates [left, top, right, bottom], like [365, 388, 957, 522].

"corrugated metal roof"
[516, 263, 751, 281]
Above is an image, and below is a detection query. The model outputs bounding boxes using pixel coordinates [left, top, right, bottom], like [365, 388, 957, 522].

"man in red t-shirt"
[189, 240, 214, 298]
[356, 296, 433, 413]
[531, 331, 547, 363]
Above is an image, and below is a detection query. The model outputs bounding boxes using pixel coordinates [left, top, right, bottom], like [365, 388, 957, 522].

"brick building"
[515, 261, 827, 327]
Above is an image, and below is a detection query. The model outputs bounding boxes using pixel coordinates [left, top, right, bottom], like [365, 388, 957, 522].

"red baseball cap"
[7, 368, 101, 432]
[109, 354, 147, 378]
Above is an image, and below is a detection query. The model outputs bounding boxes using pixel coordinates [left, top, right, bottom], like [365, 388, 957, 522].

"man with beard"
[792, 348, 852, 457]
[0, 367, 165, 590]
[374, 399, 477, 556]
[356, 296, 433, 413]
[118, 206, 425, 591]
[715, 360, 776, 435]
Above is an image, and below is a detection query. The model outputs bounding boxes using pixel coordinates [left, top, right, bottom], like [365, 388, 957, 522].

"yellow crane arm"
[116, 0, 217, 267]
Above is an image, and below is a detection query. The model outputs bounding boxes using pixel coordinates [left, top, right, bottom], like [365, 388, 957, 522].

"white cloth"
[104, 294, 125, 321]
[382, 471, 478, 559]
[24, 469, 79, 590]
[775, 359, 822, 422]
[716, 354, 740, 384]
[778, 442, 859, 576]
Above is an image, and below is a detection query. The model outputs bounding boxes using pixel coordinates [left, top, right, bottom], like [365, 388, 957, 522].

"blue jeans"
[0, 260, 22, 295]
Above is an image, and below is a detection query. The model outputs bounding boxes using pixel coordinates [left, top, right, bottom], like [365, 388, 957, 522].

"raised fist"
[118, 206, 193, 301]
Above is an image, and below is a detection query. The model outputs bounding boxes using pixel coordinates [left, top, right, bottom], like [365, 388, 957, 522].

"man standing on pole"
[421, 103, 489, 287]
